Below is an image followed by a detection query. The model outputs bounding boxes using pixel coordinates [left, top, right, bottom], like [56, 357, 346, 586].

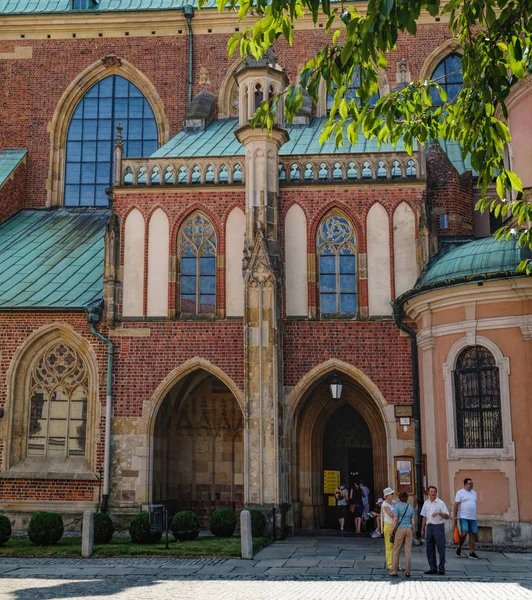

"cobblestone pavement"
[1, 536, 532, 600]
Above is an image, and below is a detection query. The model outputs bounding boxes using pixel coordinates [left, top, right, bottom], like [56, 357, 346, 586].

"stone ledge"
[0, 471, 98, 481]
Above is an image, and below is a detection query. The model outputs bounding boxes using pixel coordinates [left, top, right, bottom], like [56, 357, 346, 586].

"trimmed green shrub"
[94, 512, 114, 544]
[209, 508, 237, 537]
[0, 515, 12, 546]
[28, 512, 64, 546]
[128, 512, 162, 544]
[171, 510, 201, 542]
[248, 509, 267, 537]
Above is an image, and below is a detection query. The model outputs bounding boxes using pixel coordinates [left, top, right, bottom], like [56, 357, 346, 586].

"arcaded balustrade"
[117, 153, 422, 188]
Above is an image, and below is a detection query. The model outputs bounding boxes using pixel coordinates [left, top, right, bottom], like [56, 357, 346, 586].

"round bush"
[171, 510, 200, 542]
[28, 512, 64, 546]
[94, 512, 114, 544]
[209, 508, 237, 537]
[248, 509, 267, 537]
[128, 512, 162, 544]
[0, 515, 12, 546]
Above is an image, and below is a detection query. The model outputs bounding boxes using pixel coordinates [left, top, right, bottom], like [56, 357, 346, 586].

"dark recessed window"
[326, 66, 380, 113]
[64, 75, 158, 207]
[430, 53, 463, 106]
[72, 0, 96, 9]
[454, 345, 503, 449]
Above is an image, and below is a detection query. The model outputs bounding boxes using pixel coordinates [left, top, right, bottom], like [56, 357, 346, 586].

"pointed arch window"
[65, 75, 158, 207]
[326, 66, 380, 113]
[430, 53, 463, 106]
[178, 213, 217, 315]
[454, 345, 503, 449]
[28, 343, 88, 458]
[317, 213, 357, 315]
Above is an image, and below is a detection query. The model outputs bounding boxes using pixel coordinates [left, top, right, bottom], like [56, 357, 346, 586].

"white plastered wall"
[225, 207, 245, 317]
[393, 202, 417, 297]
[123, 208, 145, 317]
[367, 202, 392, 315]
[147, 208, 169, 317]
[285, 204, 308, 316]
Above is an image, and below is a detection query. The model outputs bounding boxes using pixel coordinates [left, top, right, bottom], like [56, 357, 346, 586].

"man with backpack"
[334, 482, 349, 531]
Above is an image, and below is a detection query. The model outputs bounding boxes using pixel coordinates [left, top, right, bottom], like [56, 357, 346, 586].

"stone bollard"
[82, 510, 94, 558]
[240, 509, 253, 559]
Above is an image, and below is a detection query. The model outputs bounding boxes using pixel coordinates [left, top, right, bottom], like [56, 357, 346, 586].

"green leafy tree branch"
[199, 0, 532, 272]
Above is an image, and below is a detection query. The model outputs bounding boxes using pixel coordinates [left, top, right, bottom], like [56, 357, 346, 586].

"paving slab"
[284, 558, 321, 567]
[255, 559, 288, 568]
[487, 564, 532, 573]
[193, 566, 236, 575]
[306, 567, 340, 576]
[318, 559, 354, 568]
[221, 559, 258, 567]
[254, 550, 294, 559]
[339, 568, 374, 575]
[263, 567, 308, 575]
[229, 566, 269, 575]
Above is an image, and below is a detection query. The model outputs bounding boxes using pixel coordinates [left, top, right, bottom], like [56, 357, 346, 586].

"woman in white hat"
[381, 487, 396, 570]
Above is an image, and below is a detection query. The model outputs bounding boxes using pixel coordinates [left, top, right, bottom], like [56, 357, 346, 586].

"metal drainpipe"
[391, 301, 423, 538]
[86, 306, 113, 513]
[184, 5, 195, 107]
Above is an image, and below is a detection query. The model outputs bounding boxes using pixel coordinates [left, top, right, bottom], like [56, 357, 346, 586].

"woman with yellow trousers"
[381, 487, 396, 570]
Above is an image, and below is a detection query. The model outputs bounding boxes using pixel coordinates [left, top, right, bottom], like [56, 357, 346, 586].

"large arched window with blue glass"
[326, 66, 380, 113]
[430, 53, 463, 106]
[178, 213, 217, 315]
[317, 213, 357, 315]
[64, 75, 158, 207]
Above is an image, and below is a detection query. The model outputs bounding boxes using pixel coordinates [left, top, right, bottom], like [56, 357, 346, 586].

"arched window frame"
[443, 336, 515, 461]
[177, 212, 217, 316]
[3, 324, 99, 475]
[47, 57, 168, 208]
[316, 210, 358, 317]
[429, 52, 463, 106]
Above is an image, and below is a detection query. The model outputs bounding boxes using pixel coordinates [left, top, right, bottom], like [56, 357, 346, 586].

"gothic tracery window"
[178, 212, 217, 314]
[454, 345, 503, 449]
[317, 213, 357, 315]
[28, 343, 88, 458]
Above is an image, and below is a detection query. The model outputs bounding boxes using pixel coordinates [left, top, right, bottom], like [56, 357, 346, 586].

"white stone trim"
[443, 335, 515, 461]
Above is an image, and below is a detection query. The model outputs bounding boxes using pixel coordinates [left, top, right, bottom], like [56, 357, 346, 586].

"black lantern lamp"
[329, 372, 343, 400]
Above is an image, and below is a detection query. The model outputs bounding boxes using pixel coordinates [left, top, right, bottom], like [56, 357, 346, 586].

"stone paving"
[1, 535, 532, 599]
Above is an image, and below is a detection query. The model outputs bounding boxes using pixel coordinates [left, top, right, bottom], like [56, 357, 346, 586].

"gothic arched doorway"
[152, 370, 244, 524]
[290, 369, 389, 529]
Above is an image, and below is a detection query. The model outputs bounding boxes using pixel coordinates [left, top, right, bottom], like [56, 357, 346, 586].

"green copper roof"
[0, 209, 109, 309]
[0, 0, 218, 15]
[0, 149, 27, 189]
[432, 138, 474, 175]
[416, 236, 521, 289]
[151, 118, 416, 159]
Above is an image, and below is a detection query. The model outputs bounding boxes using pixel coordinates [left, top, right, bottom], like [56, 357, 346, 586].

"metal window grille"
[454, 345, 503, 449]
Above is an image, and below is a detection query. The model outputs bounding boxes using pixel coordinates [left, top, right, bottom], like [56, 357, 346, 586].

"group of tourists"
[334, 479, 372, 534]
[335, 476, 479, 577]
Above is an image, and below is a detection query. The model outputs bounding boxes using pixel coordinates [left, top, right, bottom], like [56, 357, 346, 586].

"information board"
[323, 470, 340, 494]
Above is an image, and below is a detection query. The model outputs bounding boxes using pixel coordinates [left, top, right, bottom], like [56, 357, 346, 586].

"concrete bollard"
[82, 510, 94, 558]
[240, 509, 253, 559]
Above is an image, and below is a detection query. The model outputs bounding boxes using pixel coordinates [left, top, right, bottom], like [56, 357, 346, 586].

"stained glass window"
[454, 346, 503, 449]
[326, 66, 380, 113]
[65, 75, 158, 207]
[28, 343, 88, 458]
[179, 213, 217, 314]
[317, 214, 357, 315]
[430, 53, 463, 106]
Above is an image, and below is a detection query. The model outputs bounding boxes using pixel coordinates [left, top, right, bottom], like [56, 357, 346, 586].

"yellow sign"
[324, 470, 340, 494]
[328, 495, 337, 507]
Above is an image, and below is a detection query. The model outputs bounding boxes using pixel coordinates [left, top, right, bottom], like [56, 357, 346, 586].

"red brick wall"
[0, 479, 95, 501]
[0, 158, 27, 224]
[426, 143, 474, 236]
[0, 23, 455, 210]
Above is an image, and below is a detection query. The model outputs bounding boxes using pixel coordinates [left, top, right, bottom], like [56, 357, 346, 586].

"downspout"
[184, 4, 195, 107]
[86, 304, 113, 513]
[392, 300, 423, 538]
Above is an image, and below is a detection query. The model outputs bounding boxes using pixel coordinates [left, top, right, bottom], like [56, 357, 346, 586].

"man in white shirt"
[421, 485, 449, 575]
[453, 477, 479, 559]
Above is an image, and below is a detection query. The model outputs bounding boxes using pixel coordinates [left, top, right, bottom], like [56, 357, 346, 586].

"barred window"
[178, 213, 217, 314]
[454, 345, 503, 449]
[317, 213, 357, 315]
[28, 343, 88, 458]
[430, 53, 463, 106]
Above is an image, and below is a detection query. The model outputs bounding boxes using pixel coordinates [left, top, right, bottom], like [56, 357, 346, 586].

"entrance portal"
[322, 404, 373, 528]
[152, 371, 244, 523]
[291, 369, 388, 529]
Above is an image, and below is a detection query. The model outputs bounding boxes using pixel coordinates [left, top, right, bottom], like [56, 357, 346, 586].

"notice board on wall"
[324, 470, 340, 494]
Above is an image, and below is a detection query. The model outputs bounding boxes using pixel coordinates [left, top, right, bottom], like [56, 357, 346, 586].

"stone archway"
[150, 367, 245, 523]
[287, 361, 392, 529]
